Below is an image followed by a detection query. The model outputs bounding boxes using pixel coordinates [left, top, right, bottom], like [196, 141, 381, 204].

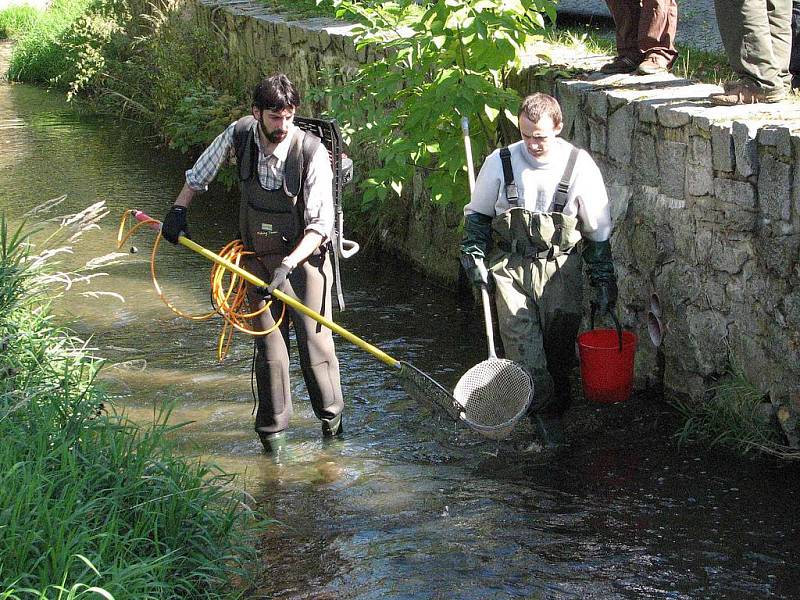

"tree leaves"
[323, 0, 555, 212]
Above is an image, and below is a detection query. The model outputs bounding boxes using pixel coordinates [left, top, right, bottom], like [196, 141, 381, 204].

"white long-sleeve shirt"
[464, 138, 612, 242]
[185, 121, 335, 240]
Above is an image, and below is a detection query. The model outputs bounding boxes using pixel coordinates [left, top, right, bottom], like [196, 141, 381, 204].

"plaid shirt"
[185, 120, 334, 239]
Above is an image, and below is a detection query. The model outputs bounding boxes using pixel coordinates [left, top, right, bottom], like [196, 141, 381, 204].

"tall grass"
[0, 5, 40, 40]
[7, 0, 92, 83]
[673, 365, 800, 459]
[0, 205, 258, 599]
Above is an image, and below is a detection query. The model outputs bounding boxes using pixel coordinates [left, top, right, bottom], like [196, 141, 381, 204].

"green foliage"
[54, 0, 132, 101]
[0, 211, 259, 598]
[257, 0, 334, 19]
[0, 5, 40, 40]
[672, 365, 797, 459]
[9, 0, 247, 163]
[319, 0, 555, 212]
[7, 0, 93, 83]
[165, 85, 244, 152]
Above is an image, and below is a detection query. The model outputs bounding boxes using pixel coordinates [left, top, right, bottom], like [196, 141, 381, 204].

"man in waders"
[460, 92, 616, 448]
[161, 74, 344, 456]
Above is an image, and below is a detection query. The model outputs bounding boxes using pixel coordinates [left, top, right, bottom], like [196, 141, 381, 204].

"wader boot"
[321, 413, 343, 438]
[257, 430, 289, 462]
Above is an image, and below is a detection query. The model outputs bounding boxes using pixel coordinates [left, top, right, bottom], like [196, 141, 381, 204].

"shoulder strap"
[233, 116, 257, 181]
[284, 129, 321, 198]
[553, 146, 580, 213]
[499, 147, 519, 207]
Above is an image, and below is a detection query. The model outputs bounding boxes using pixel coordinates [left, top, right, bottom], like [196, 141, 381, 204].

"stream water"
[2, 42, 799, 599]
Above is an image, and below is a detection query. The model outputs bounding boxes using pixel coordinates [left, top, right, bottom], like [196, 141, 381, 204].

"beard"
[266, 128, 287, 143]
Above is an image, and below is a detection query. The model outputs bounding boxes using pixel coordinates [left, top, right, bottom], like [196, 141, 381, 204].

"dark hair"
[252, 74, 301, 111]
[518, 93, 562, 127]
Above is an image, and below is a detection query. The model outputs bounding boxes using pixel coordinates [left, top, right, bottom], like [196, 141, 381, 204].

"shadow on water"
[1, 42, 799, 598]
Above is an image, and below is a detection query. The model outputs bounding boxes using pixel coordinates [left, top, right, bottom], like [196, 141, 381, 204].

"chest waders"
[488, 144, 584, 417]
[233, 116, 344, 442]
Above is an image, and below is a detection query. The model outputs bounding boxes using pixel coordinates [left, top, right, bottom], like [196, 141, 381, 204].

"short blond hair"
[518, 93, 562, 128]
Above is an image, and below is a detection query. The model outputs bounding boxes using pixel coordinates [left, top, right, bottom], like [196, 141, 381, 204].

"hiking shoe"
[637, 54, 671, 75]
[321, 414, 343, 438]
[598, 56, 641, 75]
[531, 414, 567, 449]
[709, 83, 787, 106]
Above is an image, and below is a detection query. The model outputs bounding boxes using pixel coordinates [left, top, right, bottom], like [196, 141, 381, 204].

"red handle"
[134, 209, 161, 232]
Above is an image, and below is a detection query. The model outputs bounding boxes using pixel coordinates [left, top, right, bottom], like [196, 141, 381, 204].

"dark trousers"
[245, 251, 344, 435]
[605, 0, 678, 65]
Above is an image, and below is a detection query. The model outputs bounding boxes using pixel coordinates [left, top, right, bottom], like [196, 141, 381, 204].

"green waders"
[489, 207, 584, 417]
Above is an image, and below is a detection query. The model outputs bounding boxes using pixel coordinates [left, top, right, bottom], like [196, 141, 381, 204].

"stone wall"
[182, 0, 800, 406]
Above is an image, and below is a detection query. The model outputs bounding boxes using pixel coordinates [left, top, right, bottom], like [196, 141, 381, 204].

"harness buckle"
[505, 183, 519, 205]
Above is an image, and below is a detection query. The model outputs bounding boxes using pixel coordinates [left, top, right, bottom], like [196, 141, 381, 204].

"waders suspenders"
[498, 144, 581, 213]
[499, 147, 519, 207]
[498, 144, 582, 259]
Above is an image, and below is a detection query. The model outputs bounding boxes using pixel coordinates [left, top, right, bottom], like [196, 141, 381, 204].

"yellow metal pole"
[174, 231, 401, 369]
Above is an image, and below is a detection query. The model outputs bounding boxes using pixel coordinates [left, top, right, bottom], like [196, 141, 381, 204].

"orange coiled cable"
[116, 210, 285, 361]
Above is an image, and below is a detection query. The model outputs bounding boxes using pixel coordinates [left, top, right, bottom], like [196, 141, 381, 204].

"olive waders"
[488, 146, 584, 418]
[234, 116, 344, 449]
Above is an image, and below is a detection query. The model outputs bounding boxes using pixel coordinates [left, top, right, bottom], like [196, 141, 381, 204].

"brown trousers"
[605, 0, 678, 64]
[245, 250, 344, 435]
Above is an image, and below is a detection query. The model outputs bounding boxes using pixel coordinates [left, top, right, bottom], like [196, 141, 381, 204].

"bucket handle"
[590, 302, 624, 353]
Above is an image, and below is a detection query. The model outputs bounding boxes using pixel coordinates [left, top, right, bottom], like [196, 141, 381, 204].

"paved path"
[557, 0, 723, 52]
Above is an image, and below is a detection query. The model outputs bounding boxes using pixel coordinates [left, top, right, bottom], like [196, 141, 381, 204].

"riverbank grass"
[0, 209, 257, 598]
[0, 4, 39, 39]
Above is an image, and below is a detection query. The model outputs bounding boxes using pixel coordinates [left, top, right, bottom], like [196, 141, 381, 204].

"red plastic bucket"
[577, 328, 637, 404]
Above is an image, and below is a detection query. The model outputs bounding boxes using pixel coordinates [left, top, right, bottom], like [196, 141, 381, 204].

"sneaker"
[321, 414, 343, 438]
[531, 414, 567, 449]
[709, 83, 787, 106]
[637, 55, 671, 75]
[598, 55, 641, 75]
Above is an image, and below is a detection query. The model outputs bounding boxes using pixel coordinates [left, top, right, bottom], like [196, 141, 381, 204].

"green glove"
[582, 239, 618, 315]
[459, 212, 493, 259]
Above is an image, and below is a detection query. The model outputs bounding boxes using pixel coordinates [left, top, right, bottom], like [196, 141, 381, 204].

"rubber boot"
[258, 430, 289, 462]
[321, 414, 343, 438]
[531, 413, 566, 449]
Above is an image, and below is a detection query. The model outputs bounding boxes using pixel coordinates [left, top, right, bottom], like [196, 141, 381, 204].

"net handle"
[480, 285, 497, 359]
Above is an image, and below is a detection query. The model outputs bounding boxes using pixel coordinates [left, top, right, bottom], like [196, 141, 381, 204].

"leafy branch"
[319, 0, 555, 211]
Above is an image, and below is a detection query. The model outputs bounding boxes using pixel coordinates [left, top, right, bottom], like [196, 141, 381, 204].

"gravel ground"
[557, 0, 723, 52]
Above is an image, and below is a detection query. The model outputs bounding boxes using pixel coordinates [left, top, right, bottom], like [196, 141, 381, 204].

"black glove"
[266, 259, 295, 294]
[583, 239, 618, 316]
[161, 205, 189, 245]
[460, 254, 488, 287]
[593, 278, 619, 317]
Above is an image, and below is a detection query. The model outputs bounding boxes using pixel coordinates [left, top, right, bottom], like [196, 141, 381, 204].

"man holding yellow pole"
[161, 74, 344, 457]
